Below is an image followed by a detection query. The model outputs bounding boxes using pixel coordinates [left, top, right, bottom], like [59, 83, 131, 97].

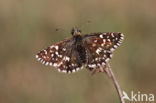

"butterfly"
[36, 27, 124, 74]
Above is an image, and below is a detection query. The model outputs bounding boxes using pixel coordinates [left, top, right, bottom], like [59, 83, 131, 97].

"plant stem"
[106, 63, 125, 103]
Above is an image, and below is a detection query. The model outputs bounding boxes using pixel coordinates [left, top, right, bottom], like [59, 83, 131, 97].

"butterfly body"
[72, 33, 86, 64]
[36, 27, 124, 73]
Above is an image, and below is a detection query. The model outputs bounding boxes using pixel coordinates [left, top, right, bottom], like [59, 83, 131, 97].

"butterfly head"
[71, 27, 81, 36]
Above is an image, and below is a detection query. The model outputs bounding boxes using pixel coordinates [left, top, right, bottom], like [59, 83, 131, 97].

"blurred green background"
[0, 0, 156, 103]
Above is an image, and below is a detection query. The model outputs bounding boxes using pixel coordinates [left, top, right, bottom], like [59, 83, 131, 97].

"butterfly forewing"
[83, 32, 124, 71]
[36, 38, 70, 65]
[36, 38, 83, 73]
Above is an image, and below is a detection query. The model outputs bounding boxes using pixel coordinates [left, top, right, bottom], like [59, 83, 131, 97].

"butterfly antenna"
[54, 27, 66, 32]
[79, 20, 92, 30]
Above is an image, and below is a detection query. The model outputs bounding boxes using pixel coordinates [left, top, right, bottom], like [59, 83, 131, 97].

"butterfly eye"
[71, 28, 75, 35]
[78, 30, 81, 33]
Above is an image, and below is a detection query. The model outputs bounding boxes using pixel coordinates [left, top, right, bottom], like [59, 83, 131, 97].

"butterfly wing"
[36, 37, 83, 73]
[83, 32, 124, 71]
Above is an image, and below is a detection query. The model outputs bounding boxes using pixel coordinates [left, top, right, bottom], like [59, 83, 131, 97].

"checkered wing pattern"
[36, 38, 83, 73]
[83, 32, 124, 71]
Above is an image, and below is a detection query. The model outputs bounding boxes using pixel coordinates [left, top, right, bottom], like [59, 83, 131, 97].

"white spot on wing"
[59, 55, 62, 58]
[72, 63, 75, 66]
[50, 45, 54, 48]
[107, 39, 111, 42]
[44, 50, 47, 54]
[62, 70, 67, 73]
[101, 43, 104, 46]
[97, 63, 101, 66]
[99, 34, 103, 38]
[120, 33, 124, 37]
[68, 71, 71, 74]
[96, 47, 103, 54]
[58, 69, 61, 72]
[72, 69, 76, 73]
[63, 48, 66, 51]
[49, 62, 52, 66]
[88, 64, 96, 68]
[114, 45, 118, 48]
[36, 55, 39, 58]
[49, 50, 52, 53]
[110, 48, 115, 52]
[92, 64, 96, 68]
[51, 54, 54, 57]
[55, 46, 59, 50]
[42, 61, 45, 64]
[94, 40, 97, 42]
[105, 58, 109, 62]
[102, 62, 105, 66]
[120, 37, 124, 40]
[95, 58, 99, 61]
[55, 52, 59, 55]
[45, 62, 49, 66]
[65, 56, 70, 61]
[117, 43, 120, 46]
[119, 41, 122, 44]
[111, 33, 114, 37]
[103, 39, 106, 43]
[37, 58, 41, 61]
[76, 68, 79, 71]
[53, 63, 57, 67]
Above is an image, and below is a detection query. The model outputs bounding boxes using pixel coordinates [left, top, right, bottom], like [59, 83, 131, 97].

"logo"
[123, 91, 154, 102]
